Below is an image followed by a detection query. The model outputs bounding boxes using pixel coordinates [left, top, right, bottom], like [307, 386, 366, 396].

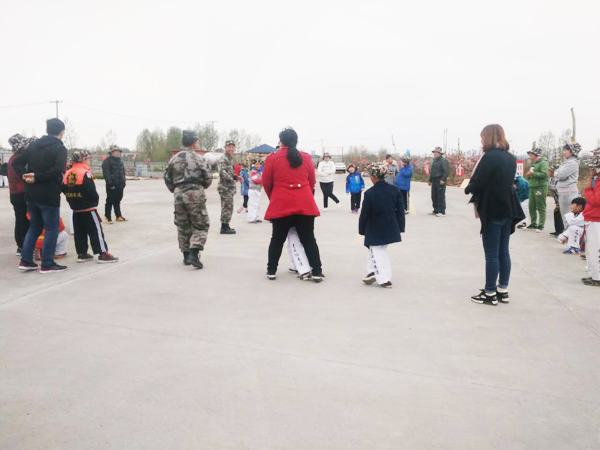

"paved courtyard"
[1, 175, 599, 449]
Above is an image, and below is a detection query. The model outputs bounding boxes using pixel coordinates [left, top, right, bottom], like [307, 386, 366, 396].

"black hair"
[182, 135, 198, 147]
[46, 118, 65, 136]
[572, 197, 586, 208]
[385, 154, 392, 159]
[279, 128, 302, 168]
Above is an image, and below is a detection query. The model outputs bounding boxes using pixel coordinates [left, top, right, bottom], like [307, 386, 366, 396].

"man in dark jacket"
[102, 144, 127, 224]
[13, 118, 68, 273]
[429, 147, 449, 217]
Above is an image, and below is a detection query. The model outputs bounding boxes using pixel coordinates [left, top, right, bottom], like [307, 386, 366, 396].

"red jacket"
[583, 177, 600, 222]
[8, 152, 24, 195]
[262, 147, 320, 220]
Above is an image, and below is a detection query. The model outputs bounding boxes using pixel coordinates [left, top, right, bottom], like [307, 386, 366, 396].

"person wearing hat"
[555, 142, 581, 228]
[359, 162, 405, 288]
[102, 144, 127, 224]
[548, 163, 565, 236]
[164, 130, 213, 269]
[395, 155, 413, 214]
[7, 134, 35, 256]
[217, 140, 237, 234]
[63, 150, 118, 263]
[581, 149, 600, 286]
[525, 147, 549, 232]
[428, 147, 449, 217]
[317, 152, 340, 210]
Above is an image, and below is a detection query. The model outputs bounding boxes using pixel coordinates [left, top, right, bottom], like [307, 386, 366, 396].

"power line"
[0, 101, 48, 109]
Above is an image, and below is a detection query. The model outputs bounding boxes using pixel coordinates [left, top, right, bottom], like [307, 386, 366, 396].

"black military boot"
[220, 223, 236, 234]
[182, 249, 191, 266]
[185, 248, 203, 269]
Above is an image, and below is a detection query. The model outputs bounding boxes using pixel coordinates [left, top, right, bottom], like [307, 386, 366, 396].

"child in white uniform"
[557, 198, 585, 254]
[247, 159, 263, 223]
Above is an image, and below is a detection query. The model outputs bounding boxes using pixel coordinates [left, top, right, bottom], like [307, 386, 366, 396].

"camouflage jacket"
[164, 148, 213, 193]
[218, 152, 236, 188]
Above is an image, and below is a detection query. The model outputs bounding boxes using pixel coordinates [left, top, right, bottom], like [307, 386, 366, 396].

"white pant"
[558, 226, 583, 249]
[68, 209, 75, 235]
[585, 222, 600, 281]
[367, 245, 392, 284]
[56, 230, 69, 255]
[519, 200, 529, 226]
[287, 227, 311, 275]
[0, 176, 7, 187]
[247, 190, 262, 222]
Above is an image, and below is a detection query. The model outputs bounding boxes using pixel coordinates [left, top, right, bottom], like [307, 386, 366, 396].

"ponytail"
[279, 127, 302, 168]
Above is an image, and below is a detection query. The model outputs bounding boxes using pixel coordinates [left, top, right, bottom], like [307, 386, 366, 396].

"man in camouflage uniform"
[217, 139, 237, 234]
[164, 130, 213, 269]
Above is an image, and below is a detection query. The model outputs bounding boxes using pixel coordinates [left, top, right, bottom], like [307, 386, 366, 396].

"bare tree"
[62, 117, 78, 150]
[537, 131, 556, 160]
[99, 129, 118, 152]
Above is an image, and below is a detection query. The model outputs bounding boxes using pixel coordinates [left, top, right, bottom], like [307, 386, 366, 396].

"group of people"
[8, 118, 126, 274]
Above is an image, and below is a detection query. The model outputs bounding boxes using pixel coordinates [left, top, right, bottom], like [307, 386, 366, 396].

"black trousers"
[431, 181, 446, 214]
[105, 186, 124, 220]
[399, 190, 409, 212]
[268, 215, 322, 275]
[73, 210, 108, 255]
[243, 195, 249, 208]
[319, 182, 339, 208]
[10, 193, 29, 249]
[554, 208, 565, 234]
[350, 192, 362, 210]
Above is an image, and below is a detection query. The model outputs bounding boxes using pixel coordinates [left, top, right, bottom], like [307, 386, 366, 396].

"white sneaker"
[337, 203, 341, 208]
[323, 207, 328, 211]
[435, 213, 446, 217]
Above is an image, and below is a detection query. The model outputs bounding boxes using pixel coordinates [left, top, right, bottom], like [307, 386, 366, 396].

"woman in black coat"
[359, 163, 405, 288]
[465, 124, 525, 305]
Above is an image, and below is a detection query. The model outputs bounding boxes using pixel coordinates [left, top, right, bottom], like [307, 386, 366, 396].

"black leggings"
[243, 195, 249, 209]
[319, 182, 339, 208]
[268, 215, 322, 276]
[10, 193, 30, 249]
[399, 190, 409, 211]
[105, 186, 124, 220]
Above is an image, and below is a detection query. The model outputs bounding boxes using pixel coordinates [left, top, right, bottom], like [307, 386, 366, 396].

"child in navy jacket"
[346, 165, 365, 213]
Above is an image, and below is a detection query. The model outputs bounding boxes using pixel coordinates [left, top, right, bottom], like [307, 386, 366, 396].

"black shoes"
[183, 250, 191, 266]
[267, 273, 276, 280]
[496, 288, 509, 303]
[471, 290, 498, 305]
[220, 223, 236, 234]
[185, 249, 203, 269]
[362, 272, 376, 285]
[77, 254, 94, 263]
[19, 261, 39, 271]
[40, 264, 68, 274]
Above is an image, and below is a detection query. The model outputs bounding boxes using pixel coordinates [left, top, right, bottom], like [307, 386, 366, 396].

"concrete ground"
[1, 175, 599, 450]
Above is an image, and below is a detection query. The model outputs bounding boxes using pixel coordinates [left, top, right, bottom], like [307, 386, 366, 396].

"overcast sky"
[2, 0, 599, 156]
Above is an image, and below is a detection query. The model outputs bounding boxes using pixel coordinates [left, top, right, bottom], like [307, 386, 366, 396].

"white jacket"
[564, 212, 584, 229]
[317, 160, 336, 183]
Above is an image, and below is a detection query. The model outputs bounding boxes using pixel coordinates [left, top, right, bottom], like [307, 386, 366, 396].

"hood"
[35, 135, 61, 149]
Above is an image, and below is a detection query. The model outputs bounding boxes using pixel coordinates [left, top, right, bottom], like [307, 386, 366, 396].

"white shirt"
[317, 160, 336, 183]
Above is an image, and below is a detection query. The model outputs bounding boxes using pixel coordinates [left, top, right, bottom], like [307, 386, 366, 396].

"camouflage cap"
[251, 158, 261, 165]
[365, 162, 390, 179]
[563, 142, 582, 157]
[585, 148, 600, 169]
[72, 149, 91, 163]
[109, 144, 122, 153]
[432, 147, 443, 154]
[225, 140, 236, 147]
[402, 154, 412, 163]
[323, 152, 331, 158]
[8, 134, 26, 152]
[528, 148, 542, 157]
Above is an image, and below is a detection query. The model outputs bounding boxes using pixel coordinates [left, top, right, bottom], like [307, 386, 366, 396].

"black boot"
[185, 248, 203, 269]
[183, 249, 191, 266]
[220, 223, 236, 234]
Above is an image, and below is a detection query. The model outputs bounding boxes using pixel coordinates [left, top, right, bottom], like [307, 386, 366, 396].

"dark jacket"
[359, 181, 405, 247]
[102, 155, 126, 189]
[62, 163, 99, 212]
[12, 135, 68, 207]
[429, 156, 449, 182]
[465, 148, 525, 234]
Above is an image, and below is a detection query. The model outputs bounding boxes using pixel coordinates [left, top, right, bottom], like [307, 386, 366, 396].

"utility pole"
[443, 128, 448, 153]
[50, 100, 62, 118]
[208, 121, 218, 150]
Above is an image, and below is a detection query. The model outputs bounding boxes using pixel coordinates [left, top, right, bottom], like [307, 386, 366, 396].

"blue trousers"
[482, 218, 512, 293]
[21, 202, 60, 267]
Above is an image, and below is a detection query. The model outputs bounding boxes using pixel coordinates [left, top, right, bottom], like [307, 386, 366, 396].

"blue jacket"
[346, 171, 365, 194]
[395, 164, 413, 191]
[514, 175, 529, 202]
[359, 181, 405, 247]
[240, 169, 249, 196]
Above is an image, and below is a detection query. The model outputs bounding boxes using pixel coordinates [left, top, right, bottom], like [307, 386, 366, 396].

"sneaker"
[549, 231, 560, 237]
[40, 264, 67, 274]
[471, 290, 498, 305]
[362, 272, 376, 285]
[582, 278, 600, 287]
[404, 210, 409, 215]
[288, 268, 298, 274]
[16, 248, 22, 256]
[517, 223, 527, 229]
[435, 213, 446, 217]
[535, 227, 544, 233]
[337, 203, 341, 208]
[428, 212, 437, 216]
[563, 247, 581, 255]
[55, 253, 67, 259]
[323, 207, 328, 211]
[248, 220, 258, 224]
[380, 281, 393, 288]
[312, 273, 324, 283]
[116, 217, 127, 222]
[496, 288, 509, 303]
[298, 272, 313, 281]
[77, 253, 94, 263]
[98, 252, 119, 264]
[267, 273, 276, 280]
[255, 220, 263, 223]
[105, 217, 113, 224]
[526, 224, 537, 230]
[19, 261, 39, 271]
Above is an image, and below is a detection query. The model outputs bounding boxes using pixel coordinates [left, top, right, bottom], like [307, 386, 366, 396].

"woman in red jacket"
[582, 149, 600, 286]
[262, 128, 323, 282]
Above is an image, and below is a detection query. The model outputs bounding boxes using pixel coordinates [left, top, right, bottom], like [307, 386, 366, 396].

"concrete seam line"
[1, 308, 598, 407]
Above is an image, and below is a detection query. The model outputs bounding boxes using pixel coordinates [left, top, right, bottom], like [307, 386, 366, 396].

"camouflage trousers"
[218, 185, 236, 224]
[173, 187, 210, 251]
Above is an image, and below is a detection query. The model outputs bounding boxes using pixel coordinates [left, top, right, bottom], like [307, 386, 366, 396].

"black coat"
[429, 156, 449, 182]
[464, 148, 525, 234]
[359, 181, 405, 247]
[12, 135, 68, 207]
[102, 156, 126, 189]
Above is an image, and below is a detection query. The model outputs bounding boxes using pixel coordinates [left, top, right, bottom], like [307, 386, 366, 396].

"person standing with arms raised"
[262, 127, 324, 281]
[13, 119, 68, 274]
[465, 124, 524, 305]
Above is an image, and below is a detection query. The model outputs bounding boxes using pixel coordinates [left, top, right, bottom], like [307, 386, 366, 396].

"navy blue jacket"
[359, 181, 405, 247]
[395, 164, 413, 191]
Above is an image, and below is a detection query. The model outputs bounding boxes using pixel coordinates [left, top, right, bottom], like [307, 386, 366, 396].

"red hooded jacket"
[583, 177, 600, 222]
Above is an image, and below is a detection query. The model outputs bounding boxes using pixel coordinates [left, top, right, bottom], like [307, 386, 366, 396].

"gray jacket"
[429, 156, 449, 182]
[384, 162, 399, 185]
[554, 157, 579, 193]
